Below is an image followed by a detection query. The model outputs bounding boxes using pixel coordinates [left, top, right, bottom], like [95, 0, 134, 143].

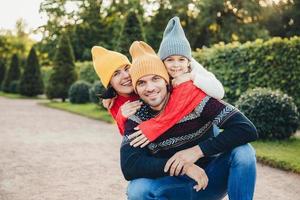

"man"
[120, 41, 258, 200]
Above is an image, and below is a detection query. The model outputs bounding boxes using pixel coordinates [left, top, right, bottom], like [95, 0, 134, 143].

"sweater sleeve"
[115, 109, 127, 135]
[190, 58, 225, 100]
[198, 101, 258, 157]
[120, 119, 168, 180]
[138, 81, 207, 141]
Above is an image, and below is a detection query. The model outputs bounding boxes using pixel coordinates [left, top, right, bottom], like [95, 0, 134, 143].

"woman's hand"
[172, 73, 192, 87]
[184, 164, 208, 191]
[120, 100, 142, 118]
[128, 127, 150, 148]
[164, 146, 204, 176]
[102, 98, 115, 109]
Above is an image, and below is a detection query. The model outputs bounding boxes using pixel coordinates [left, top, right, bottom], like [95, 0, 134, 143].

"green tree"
[0, 60, 6, 88]
[2, 54, 21, 92]
[19, 47, 44, 96]
[117, 11, 146, 57]
[46, 34, 77, 101]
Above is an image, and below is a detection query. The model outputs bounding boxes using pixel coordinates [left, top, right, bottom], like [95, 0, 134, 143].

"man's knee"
[127, 178, 153, 200]
[230, 144, 256, 167]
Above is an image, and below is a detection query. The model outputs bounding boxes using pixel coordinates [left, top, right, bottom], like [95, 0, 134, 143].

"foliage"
[46, 34, 77, 102]
[252, 136, 300, 174]
[194, 36, 300, 107]
[68, 81, 91, 104]
[9, 80, 20, 94]
[89, 81, 105, 105]
[77, 61, 99, 84]
[19, 47, 44, 96]
[116, 11, 146, 57]
[236, 88, 299, 140]
[41, 66, 53, 89]
[261, 0, 300, 38]
[2, 54, 21, 92]
[0, 60, 6, 88]
[41, 101, 113, 123]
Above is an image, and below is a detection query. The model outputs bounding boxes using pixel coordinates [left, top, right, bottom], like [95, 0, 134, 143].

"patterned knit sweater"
[120, 96, 258, 180]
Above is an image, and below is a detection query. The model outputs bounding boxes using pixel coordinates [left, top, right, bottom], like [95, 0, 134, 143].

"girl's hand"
[128, 127, 150, 148]
[172, 73, 192, 87]
[102, 98, 115, 109]
[120, 100, 142, 118]
[184, 164, 209, 191]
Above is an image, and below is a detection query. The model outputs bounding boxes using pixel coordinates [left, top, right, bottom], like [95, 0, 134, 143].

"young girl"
[91, 16, 224, 146]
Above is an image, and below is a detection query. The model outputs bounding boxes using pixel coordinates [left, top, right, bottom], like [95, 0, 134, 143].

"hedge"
[193, 36, 300, 108]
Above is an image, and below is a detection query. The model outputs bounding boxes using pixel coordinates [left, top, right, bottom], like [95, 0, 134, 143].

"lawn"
[0, 91, 29, 99]
[41, 101, 113, 123]
[252, 136, 300, 174]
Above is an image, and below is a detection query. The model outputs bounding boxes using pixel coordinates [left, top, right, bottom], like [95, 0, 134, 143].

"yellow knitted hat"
[129, 41, 169, 89]
[91, 46, 131, 88]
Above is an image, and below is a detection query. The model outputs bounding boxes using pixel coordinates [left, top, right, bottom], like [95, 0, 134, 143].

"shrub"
[19, 47, 44, 96]
[236, 88, 299, 140]
[2, 54, 21, 93]
[9, 80, 20, 94]
[0, 60, 6, 88]
[41, 66, 53, 89]
[46, 34, 77, 102]
[193, 36, 300, 107]
[116, 12, 146, 57]
[89, 81, 106, 105]
[77, 61, 99, 84]
[68, 81, 91, 104]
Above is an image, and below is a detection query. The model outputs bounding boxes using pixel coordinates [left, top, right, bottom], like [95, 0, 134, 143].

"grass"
[41, 101, 113, 123]
[0, 91, 43, 99]
[252, 136, 300, 174]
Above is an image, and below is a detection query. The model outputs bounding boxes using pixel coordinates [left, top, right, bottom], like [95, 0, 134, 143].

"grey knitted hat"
[158, 16, 192, 60]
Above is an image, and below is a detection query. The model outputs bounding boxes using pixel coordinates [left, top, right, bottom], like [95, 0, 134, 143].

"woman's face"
[110, 65, 133, 96]
[163, 55, 190, 78]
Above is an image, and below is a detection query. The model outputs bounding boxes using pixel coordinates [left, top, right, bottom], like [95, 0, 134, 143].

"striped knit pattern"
[122, 97, 238, 158]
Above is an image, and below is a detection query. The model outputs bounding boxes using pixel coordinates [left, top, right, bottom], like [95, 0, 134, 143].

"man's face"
[136, 75, 168, 111]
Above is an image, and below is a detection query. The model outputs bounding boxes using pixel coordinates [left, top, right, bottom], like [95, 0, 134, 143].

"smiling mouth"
[171, 69, 183, 73]
[121, 80, 132, 86]
[146, 92, 159, 99]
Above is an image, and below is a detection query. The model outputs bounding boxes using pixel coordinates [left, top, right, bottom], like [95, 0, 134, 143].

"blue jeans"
[127, 144, 256, 200]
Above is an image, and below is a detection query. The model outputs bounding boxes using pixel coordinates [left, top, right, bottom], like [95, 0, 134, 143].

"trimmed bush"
[77, 61, 99, 84]
[89, 81, 106, 105]
[41, 66, 53, 89]
[46, 34, 77, 102]
[9, 80, 20, 94]
[0, 60, 6, 88]
[117, 12, 146, 57]
[68, 81, 91, 104]
[236, 88, 299, 140]
[19, 47, 44, 96]
[193, 37, 300, 107]
[2, 54, 21, 93]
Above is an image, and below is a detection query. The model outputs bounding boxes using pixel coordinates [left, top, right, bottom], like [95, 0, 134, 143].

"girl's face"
[163, 55, 190, 78]
[110, 65, 133, 97]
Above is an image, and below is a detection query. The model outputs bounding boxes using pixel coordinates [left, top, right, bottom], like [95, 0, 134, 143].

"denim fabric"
[127, 144, 256, 200]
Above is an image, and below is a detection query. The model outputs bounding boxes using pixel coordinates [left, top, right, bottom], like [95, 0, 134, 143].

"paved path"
[0, 97, 300, 200]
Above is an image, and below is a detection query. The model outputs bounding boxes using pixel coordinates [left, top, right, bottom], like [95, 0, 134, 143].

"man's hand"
[184, 163, 208, 191]
[102, 98, 115, 109]
[172, 73, 192, 87]
[164, 146, 204, 176]
[128, 127, 150, 148]
[120, 100, 142, 118]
